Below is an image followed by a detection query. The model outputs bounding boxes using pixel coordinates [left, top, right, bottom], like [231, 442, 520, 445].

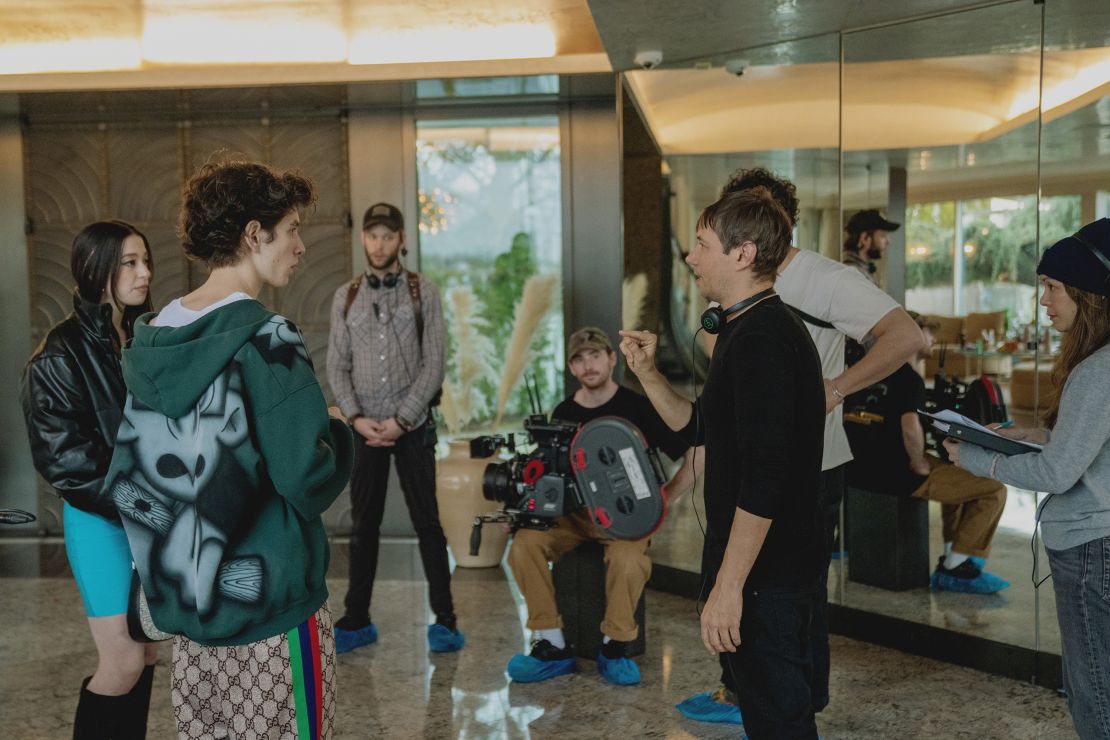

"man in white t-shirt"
[678, 168, 925, 726]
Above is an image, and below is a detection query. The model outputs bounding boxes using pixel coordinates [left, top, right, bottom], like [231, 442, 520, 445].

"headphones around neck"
[700, 287, 777, 334]
[367, 269, 403, 289]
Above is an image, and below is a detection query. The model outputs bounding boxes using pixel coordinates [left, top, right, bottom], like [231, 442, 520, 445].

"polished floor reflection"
[1, 539, 1073, 739]
[654, 486, 1061, 653]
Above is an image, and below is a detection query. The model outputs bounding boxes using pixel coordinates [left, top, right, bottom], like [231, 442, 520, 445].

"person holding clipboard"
[945, 219, 1110, 740]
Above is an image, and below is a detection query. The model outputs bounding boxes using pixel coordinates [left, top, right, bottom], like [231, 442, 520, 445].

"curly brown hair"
[179, 159, 317, 268]
[720, 167, 799, 227]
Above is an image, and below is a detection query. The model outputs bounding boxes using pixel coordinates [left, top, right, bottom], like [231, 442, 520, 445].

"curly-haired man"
[103, 158, 353, 739]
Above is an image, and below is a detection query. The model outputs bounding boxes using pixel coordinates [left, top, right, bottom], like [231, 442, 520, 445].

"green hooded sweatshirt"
[103, 299, 353, 646]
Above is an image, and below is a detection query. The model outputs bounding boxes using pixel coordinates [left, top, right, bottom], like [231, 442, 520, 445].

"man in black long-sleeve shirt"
[621, 187, 825, 739]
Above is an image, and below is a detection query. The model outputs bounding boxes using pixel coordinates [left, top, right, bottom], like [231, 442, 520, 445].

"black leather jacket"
[21, 293, 126, 520]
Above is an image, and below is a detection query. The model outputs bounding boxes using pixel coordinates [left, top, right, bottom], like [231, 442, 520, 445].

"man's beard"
[371, 255, 399, 271]
[579, 372, 610, 390]
[866, 247, 883, 260]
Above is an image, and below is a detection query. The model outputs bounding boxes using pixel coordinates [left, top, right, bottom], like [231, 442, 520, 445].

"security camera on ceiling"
[724, 58, 750, 77]
[633, 50, 664, 70]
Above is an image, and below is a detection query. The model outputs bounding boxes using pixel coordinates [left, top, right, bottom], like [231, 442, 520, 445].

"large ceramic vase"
[436, 440, 509, 568]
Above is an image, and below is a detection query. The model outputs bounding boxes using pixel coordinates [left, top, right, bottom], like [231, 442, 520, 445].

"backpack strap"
[343, 276, 362, 318]
[787, 304, 835, 330]
[406, 271, 424, 344]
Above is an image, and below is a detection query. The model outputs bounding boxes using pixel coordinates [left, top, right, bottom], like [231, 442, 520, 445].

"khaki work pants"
[912, 456, 1007, 557]
[508, 508, 651, 642]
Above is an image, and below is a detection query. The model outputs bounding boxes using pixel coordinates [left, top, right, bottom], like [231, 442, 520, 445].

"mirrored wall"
[838, 0, 1052, 658]
[623, 0, 1110, 677]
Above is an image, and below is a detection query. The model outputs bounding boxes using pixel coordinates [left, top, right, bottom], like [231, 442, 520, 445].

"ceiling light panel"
[142, 0, 347, 64]
[0, 1, 141, 74]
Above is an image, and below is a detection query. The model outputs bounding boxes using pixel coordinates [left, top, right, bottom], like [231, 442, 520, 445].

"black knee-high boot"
[115, 665, 155, 740]
[73, 677, 126, 740]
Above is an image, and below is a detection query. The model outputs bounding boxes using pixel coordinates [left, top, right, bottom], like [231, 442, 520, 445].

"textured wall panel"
[267, 86, 346, 111]
[108, 128, 183, 225]
[27, 224, 77, 343]
[279, 222, 349, 328]
[26, 129, 103, 226]
[270, 123, 347, 219]
[140, 221, 189, 311]
[300, 328, 334, 406]
[23, 88, 351, 533]
[188, 88, 273, 114]
[188, 125, 266, 172]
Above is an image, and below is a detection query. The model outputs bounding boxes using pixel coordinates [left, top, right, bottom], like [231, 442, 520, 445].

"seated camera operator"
[506, 326, 696, 685]
[845, 312, 1009, 594]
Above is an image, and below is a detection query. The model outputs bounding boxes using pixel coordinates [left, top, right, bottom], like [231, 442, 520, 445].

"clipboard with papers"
[918, 409, 1043, 456]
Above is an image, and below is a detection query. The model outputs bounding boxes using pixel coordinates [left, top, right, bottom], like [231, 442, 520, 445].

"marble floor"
[0, 539, 1077, 739]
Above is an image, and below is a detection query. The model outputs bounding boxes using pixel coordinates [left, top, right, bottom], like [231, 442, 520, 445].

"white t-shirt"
[776, 249, 900, 471]
[154, 292, 253, 328]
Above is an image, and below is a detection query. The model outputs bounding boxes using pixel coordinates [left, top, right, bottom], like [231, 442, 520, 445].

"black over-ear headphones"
[366, 242, 408, 288]
[699, 287, 777, 334]
[1073, 231, 1110, 294]
[367, 270, 402, 289]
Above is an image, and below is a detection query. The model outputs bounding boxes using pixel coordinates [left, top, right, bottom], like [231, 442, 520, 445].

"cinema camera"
[467, 411, 668, 556]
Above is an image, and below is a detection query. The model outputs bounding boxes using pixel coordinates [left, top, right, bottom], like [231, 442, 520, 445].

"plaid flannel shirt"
[326, 273, 445, 428]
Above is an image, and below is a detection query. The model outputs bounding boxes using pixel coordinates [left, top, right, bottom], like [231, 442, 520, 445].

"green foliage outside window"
[417, 122, 563, 434]
[906, 196, 1081, 291]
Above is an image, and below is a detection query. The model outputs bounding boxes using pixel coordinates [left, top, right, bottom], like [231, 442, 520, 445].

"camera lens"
[482, 462, 513, 503]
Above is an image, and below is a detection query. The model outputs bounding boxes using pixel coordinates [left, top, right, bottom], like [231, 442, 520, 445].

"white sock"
[944, 542, 953, 558]
[602, 635, 611, 644]
[944, 552, 971, 570]
[536, 628, 565, 649]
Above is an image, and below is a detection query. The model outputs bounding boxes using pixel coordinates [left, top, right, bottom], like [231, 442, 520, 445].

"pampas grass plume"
[446, 287, 497, 430]
[494, 274, 558, 427]
[438, 382, 462, 435]
[623, 273, 648, 330]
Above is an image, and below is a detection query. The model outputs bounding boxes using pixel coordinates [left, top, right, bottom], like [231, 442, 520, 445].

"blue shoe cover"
[335, 622, 378, 653]
[969, 556, 986, 569]
[597, 653, 641, 685]
[507, 653, 576, 683]
[676, 692, 743, 725]
[931, 568, 1010, 594]
[428, 624, 465, 653]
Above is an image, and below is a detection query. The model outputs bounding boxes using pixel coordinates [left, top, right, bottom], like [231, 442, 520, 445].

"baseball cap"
[363, 202, 404, 232]
[846, 209, 900, 234]
[567, 327, 613, 360]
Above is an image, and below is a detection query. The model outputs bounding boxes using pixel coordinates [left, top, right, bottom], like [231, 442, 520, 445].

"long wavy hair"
[1044, 283, 1110, 428]
[71, 220, 154, 340]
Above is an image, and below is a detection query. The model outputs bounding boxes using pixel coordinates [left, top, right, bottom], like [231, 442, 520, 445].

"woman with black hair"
[21, 221, 159, 739]
[946, 218, 1110, 740]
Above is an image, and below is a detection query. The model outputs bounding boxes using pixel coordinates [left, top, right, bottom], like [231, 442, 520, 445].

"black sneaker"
[931, 556, 1010, 594]
[334, 614, 371, 631]
[507, 639, 576, 683]
[600, 639, 627, 660]
[529, 639, 574, 661]
[934, 557, 981, 579]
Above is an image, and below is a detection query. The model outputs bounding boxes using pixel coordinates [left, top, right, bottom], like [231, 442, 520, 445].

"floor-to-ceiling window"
[906, 195, 1081, 331]
[415, 115, 564, 437]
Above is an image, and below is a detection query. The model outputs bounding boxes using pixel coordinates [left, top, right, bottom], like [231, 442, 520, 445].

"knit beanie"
[1036, 218, 1110, 297]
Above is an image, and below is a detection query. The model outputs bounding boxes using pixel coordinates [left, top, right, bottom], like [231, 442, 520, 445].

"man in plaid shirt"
[326, 202, 464, 655]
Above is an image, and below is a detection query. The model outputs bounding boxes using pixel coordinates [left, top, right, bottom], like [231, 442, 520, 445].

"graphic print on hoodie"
[104, 302, 353, 646]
